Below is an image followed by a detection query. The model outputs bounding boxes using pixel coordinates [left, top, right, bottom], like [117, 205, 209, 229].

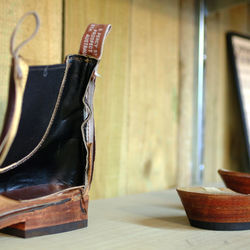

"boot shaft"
[0, 15, 111, 198]
[0, 55, 97, 193]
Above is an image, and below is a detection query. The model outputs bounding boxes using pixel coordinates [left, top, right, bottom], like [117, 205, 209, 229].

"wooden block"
[127, 0, 179, 194]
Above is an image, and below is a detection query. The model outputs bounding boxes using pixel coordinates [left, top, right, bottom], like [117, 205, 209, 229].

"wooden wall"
[64, 0, 197, 197]
[0, 0, 249, 198]
[65, 0, 178, 198]
[0, 0, 197, 199]
[176, 0, 196, 186]
[205, 3, 250, 183]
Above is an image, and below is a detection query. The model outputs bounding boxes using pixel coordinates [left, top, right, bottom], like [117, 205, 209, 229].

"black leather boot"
[0, 12, 111, 237]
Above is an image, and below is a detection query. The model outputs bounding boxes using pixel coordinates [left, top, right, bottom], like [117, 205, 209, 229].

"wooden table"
[0, 188, 248, 249]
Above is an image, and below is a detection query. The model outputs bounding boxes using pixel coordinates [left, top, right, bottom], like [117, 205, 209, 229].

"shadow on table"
[115, 201, 195, 230]
[133, 216, 193, 230]
[116, 204, 193, 230]
[155, 203, 184, 210]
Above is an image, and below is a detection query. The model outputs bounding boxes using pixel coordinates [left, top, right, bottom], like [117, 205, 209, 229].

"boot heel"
[1, 194, 89, 238]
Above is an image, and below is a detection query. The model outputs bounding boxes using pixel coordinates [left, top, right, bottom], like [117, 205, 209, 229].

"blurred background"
[0, 0, 249, 199]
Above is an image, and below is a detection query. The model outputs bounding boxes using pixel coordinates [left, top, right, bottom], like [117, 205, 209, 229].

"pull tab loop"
[10, 11, 40, 79]
[79, 23, 111, 60]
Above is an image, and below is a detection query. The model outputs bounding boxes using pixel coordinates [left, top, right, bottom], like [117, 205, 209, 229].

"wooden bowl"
[218, 169, 250, 194]
[177, 187, 250, 230]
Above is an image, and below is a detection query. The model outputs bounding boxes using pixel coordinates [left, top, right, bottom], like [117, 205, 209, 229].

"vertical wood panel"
[65, 0, 131, 198]
[205, 4, 250, 183]
[127, 0, 179, 193]
[0, 0, 62, 129]
[176, 0, 196, 186]
[65, 0, 182, 198]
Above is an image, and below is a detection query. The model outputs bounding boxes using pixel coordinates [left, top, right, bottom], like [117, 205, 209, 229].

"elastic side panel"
[0, 56, 97, 194]
[2, 64, 66, 167]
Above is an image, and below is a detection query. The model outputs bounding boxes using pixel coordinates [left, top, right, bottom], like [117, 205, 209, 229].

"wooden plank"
[127, 0, 179, 193]
[205, 4, 250, 183]
[65, 0, 182, 198]
[176, 0, 196, 187]
[0, 0, 62, 130]
[64, 0, 131, 199]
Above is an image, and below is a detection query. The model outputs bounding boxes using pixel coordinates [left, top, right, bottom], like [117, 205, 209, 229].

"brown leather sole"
[177, 187, 250, 230]
[218, 169, 250, 194]
[0, 220, 87, 238]
[0, 185, 88, 238]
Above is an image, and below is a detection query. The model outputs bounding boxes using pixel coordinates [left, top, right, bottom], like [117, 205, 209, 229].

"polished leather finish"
[0, 55, 97, 193]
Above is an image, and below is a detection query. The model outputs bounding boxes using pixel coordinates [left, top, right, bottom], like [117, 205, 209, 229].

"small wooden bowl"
[177, 187, 250, 230]
[218, 169, 250, 194]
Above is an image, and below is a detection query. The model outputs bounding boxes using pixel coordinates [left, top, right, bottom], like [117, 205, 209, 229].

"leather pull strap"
[79, 23, 111, 60]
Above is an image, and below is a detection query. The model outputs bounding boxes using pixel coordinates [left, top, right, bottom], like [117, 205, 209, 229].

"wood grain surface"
[64, 0, 183, 198]
[1, 1, 248, 199]
[176, 0, 196, 187]
[127, 0, 179, 194]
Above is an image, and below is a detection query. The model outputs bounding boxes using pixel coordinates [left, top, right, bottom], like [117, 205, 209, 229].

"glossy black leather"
[0, 55, 97, 192]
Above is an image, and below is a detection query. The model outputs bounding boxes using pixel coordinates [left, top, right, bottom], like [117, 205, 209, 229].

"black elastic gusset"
[0, 55, 97, 193]
[3, 64, 66, 166]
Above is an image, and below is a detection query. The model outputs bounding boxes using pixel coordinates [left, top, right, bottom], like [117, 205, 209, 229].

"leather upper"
[0, 55, 97, 194]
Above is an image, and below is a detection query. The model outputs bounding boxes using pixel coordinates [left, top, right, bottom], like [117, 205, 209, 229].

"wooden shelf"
[0, 188, 249, 249]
